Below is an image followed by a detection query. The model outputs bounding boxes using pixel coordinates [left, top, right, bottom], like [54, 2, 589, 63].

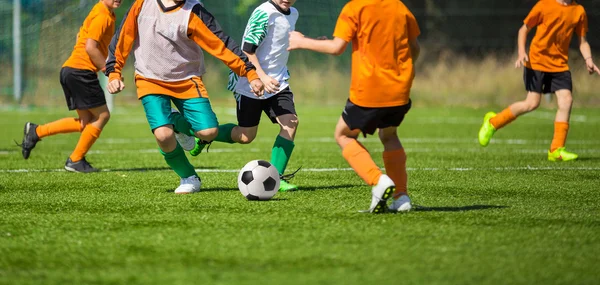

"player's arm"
[579, 36, 600, 75]
[192, 4, 255, 73]
[515, 24, 530, 68]
[84, 14, 114, 71]
[409, 39, 420, 63]
[85, 39, 107, 71]
[105, 0, 143, 94]
[238, 8, 279, 93]
[287, 33, 348, 55]
[244, 51, 280, 94]
[188, 12, 264, 96]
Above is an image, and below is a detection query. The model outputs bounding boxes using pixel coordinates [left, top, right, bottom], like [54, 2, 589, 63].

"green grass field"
[1, 104, 599, 284]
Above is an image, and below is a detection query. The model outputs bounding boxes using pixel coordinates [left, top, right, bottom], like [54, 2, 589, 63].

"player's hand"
[250, 78, 264, 97]
[261, 75, 280, 94]
[107, 79, 125, 94]
[288, 31, 305, 51]
[585, 58, 600, 75]
[515, 52, 529, 68]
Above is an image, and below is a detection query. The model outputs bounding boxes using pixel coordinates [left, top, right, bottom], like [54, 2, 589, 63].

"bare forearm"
[86, 47, 106, 71]
[244, 52, 267, 78]
[298, 38, 343, 55]
[580, 41, 593, 60]
[517, 25, 528, 54]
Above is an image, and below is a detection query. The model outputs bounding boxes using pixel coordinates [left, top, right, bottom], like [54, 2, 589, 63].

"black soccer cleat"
[64, 157, 99, 173]
[21, 122, 40, 159]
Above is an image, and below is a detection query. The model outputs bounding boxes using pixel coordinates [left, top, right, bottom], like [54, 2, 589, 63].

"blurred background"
[0, 0, 598, 108]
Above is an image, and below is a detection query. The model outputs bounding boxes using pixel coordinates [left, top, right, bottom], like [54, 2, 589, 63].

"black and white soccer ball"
[238, 160, 280, 200]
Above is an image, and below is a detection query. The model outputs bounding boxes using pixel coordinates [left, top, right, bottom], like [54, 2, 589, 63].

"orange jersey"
[524, 0, 588, 72]
[333, 0, 420, 108]
[106, 0, 258, 99]
[63, 2, 116, 73]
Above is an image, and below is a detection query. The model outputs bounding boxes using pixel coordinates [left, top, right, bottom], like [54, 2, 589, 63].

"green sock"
[214, 123, 236, 144]
[271, 135, 295, 175]
[169, 112, 195, 136]
[160, 144, 197, 178]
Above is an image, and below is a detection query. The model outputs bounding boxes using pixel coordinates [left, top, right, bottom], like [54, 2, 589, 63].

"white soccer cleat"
[171, 108, 196, 151]
[389, 194, 412, 212]
[174, 175, 201, 194]
[368, 174, 395, 214]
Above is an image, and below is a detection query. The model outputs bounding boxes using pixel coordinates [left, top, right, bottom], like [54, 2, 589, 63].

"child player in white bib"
[189, 0, 300, 192]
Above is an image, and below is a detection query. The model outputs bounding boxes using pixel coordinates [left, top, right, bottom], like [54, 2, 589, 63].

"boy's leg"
[376, 102, 412, 211]
[178, 97, 219, 155]
[336, 107, 393, 214]
[267, 90, 299, 191]
[214, 94, 262, 145]
[65, 105, 110, 173]
[480, 68, 544, 147]
[548, 88, 577, 161]
[143, 95, 200, 193]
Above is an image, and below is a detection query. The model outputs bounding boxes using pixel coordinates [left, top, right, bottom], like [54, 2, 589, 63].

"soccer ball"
[238, 160, 280, 200]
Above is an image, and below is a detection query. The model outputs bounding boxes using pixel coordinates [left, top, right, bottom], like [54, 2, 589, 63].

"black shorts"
[342, 99, 412, 136]
[60, 67, 106, 111]
[236, 87, 296, 127]
[524, 68, 572, 94]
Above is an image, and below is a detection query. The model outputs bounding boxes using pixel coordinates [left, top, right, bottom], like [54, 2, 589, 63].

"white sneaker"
[174, 175, 201, 194]
[171, 108, 196, 151]
[368, 174, 395, 213]
[389, 195, 412, 212]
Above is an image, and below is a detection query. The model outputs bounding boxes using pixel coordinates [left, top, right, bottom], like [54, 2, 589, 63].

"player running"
[479, 0, 599, 161]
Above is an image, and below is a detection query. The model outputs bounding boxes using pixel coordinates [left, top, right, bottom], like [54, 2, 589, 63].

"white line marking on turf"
[8, 137, 600, 146]
[3, 147, 600, 156]
[2, 166, 600, 174]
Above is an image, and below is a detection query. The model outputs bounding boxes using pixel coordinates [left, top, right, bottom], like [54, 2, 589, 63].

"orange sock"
[69, 124, 102, 162]
[383, 148, 408, 199]
[490, 107, 516, 130]
[342, 140, 382, 186]
[550, 122, 569, 152]
[36, 118, 83, 138]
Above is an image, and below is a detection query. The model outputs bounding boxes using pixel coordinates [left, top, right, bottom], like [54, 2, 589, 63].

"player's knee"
[525, 100, 540, 112]
[238, 132, 256, 144]
[154, 127, 175, 144]
[196, 128, 218, 142]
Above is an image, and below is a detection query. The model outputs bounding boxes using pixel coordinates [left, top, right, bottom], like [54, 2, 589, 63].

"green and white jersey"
[228, 1, 299, 99]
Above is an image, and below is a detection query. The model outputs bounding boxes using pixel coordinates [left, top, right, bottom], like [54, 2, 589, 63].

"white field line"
[2, 146, 600, 156]
[2, 166, 600, 174]
[6, 137, 600, 146]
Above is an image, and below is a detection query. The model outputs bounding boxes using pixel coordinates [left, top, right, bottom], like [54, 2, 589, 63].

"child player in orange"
[479, 0, 600, 161]
[19, 0, 122, 173]
[105, 0, 263, 194]
[288, 0, 420, 213]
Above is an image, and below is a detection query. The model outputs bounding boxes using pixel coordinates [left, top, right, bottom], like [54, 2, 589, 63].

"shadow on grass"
[573, 157, 600, 162]
[299, 184, 361, 191]
[413, 205, 508, 212]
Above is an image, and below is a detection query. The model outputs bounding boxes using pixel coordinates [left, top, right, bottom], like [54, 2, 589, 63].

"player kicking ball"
[288, 0, 420, 213]
[105, 0, 262, 194]
[479, 0, 599, 161]
[186, 0, 301, 192]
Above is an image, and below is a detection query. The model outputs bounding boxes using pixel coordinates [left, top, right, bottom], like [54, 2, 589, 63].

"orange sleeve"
[87, 14, 111, 42]
[576, 10, 588, 37]
[106, 0, 144, 81]
[188, 13, 258, 82]
[333, 3, 358, 43]
[523, 2, 543, 29]
[406, 9, 421, 40]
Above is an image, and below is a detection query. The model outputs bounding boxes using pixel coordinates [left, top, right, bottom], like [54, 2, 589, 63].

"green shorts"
[141, 95, 218, 132]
